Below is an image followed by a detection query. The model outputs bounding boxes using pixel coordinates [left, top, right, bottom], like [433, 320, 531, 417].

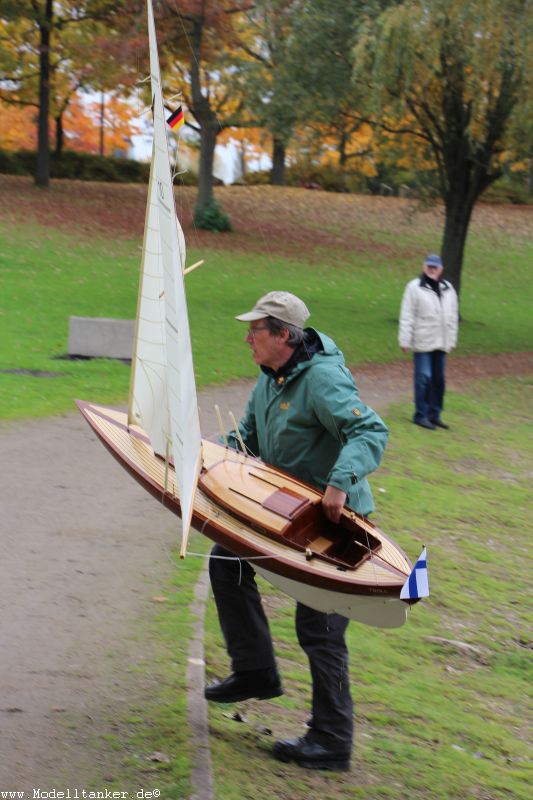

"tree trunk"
[439, 148, 499, 297]
[35, 0, 53, 187]
[440, 193, 476, 298]
[195, 123, 217, 211]
[239, 140, 247, 179]
[54, 113, 63, 156]
[271, 137, 286, 185]
[188, 16, 224, 218]
[99, 92, 105, 156]
[338, 130, 348, 169]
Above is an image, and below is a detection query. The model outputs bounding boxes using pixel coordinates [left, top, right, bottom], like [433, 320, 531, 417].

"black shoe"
[430, 419, 450, 429]
[273, 736, 351, 772]
[414, 418, 436, 430]
[204, 668, 283, 703]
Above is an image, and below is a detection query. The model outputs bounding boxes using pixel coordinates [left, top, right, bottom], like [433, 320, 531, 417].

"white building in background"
[130, 124, 239, 185]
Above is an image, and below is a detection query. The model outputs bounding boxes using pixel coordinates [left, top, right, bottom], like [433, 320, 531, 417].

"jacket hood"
[292, 328, 345, 376]
[261, 327, 345, 384]
[311, 328, 342, 357]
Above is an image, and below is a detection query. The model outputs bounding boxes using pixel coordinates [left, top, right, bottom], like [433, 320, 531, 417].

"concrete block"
[68, 316, 135, 360]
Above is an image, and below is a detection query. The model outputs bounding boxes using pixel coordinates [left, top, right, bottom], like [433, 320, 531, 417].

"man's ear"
[278, 327, 290, 343]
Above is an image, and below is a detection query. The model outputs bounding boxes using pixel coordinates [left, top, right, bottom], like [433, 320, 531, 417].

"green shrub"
[484, 175, 532, 205]
[11, 150, 36, 175]
[51, 151, 150, 183]
[0, 149, 29, 175]
[193, 198, 232, 231]
[287, 163, 369, 193]
[0, 149, 150, 183]
[242, 169, 271, 185]
[242, 163, 375, 193]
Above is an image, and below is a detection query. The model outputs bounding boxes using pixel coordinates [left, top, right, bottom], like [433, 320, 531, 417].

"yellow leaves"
[510, 161, 529, 174]
[0, 102, 37, 151]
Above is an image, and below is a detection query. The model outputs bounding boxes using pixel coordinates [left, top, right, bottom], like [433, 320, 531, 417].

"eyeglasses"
[246, 325, 269, 338]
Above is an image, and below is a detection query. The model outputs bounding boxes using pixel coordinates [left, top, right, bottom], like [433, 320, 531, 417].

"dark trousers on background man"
[209, 543, 353, 751]
[413, 350, 446, 424]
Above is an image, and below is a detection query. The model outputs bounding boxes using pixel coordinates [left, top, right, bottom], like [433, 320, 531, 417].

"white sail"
[129, 0, 202, 554]
[128, 142, 170, 457]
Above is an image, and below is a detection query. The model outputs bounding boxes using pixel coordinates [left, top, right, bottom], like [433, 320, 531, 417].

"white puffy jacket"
[398, 276, 458, 353]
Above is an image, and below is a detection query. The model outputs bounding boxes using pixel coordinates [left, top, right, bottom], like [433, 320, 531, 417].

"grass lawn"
[111, 377, 531, 800]
[1, 181, 531, 797]
[0, 180, 532, 419]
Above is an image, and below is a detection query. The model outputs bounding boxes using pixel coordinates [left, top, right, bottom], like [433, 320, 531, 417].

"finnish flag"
[400, 547, 429, 601]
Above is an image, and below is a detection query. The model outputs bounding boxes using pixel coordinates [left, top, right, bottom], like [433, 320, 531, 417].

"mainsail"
[128, 0, 202, 555]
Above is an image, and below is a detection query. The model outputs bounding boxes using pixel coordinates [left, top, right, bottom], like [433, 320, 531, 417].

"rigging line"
[346, 478, 402, 575]
[354, 478, 379, 586]
[363, 527, 379, 586]
[194, 512, 277, 584]
[186, 551, 278, 563]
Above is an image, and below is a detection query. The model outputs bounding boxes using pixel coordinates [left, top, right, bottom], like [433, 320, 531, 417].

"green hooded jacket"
[230, 329, 388, 516]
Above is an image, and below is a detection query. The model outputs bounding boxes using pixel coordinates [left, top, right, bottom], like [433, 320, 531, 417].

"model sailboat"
[77, 0, 427, 630]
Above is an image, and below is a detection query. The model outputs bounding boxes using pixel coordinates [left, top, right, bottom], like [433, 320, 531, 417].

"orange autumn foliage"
[0, 93, 141, 156]
[63, 94, 141, 155]
[0, 103, 38, 151]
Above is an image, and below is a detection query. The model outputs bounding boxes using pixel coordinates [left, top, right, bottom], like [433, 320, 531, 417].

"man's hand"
[401, 346, 410, 353]
[322, 485, 347, 524]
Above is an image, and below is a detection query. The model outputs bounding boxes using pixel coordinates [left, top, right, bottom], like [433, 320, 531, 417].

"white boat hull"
[254, 565, 408, 628]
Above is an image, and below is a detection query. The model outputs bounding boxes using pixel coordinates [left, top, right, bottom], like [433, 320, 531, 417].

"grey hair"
[264, 316, 305, 346]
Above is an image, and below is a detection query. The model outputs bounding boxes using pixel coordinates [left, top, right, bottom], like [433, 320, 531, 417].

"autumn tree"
[0, 1, 131, 186]
[233, 1, 397, 185]
[286, 0, 370, 175]
[160, 1, 252, 226]
[63, 93, 141, 155]
[50, 12, 142, 157]
[232, 0, 305, 185]
[355, 0, 533, 295]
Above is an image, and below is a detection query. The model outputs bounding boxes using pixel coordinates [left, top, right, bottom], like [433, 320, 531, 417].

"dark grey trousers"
[209, 544, 353, 749]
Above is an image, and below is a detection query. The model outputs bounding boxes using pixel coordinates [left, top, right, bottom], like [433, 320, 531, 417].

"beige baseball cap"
[235, 291, 310, 328]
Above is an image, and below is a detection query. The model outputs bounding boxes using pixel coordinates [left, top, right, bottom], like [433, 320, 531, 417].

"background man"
[205, 291, 388, 772]
[398, 254, 459, 430]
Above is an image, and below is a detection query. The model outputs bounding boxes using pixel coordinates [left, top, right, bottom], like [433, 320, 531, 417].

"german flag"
[167, 105, 184, 131]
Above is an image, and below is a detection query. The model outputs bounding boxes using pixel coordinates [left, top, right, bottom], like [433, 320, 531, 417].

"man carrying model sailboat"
[205, 291, 388, 772]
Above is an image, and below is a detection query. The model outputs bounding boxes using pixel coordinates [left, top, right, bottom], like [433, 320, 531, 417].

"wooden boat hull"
[76, 400, 412, 628]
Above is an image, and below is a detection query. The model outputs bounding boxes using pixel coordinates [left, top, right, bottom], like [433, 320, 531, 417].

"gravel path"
[0, 353, 531, 791]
